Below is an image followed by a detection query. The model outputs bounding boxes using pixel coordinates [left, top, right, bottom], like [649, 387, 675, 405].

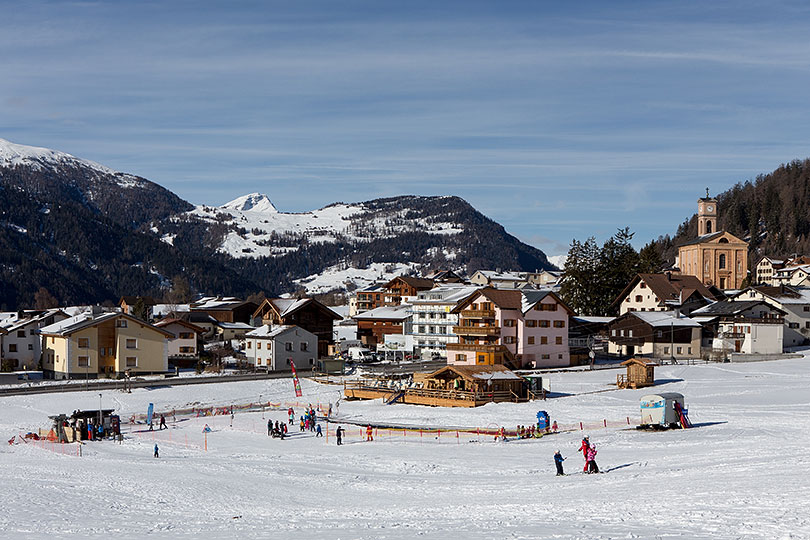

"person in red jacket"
[578, 436, 590, 472]
[366, 424, 373, 442]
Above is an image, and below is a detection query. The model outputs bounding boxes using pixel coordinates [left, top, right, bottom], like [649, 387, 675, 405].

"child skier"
[316, 424, 323, 437]
[336, 426, 343, 445]
[366, 424, 373, 442]
[554, 450, 565, 476]
[587, 444, 599, 473]
[578, 436, 590, 472]
[154, 444, 159, 458]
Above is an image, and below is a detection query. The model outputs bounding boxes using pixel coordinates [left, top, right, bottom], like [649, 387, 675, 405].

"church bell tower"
[697, 188, 717, 236]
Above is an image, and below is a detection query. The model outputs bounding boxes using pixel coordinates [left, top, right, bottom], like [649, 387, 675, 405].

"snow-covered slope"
[186, 193, 465, 259]
[293, 261, 420, 295]
[548, 254, 567, 270]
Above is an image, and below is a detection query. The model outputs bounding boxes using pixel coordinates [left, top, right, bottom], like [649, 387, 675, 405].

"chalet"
[613, 273, 717, 316]
[383, 276, 434, 306]
[355, 283, 386, 313]
[423, 269, 464, 283]
[773, 264, 810, 287]
[0, 309, 67, 370]
[190, 297, 258, 324]
[214, 321, 255, 341]
[353, 304, 412, 349]
[39, 312, 172, 379]
[447, 287, 574, 369]
[608, 311, 701, 360]
[244, 325, 317, 371]
[730, 285, 810, 347]
[754, 256, 786, 286]
[469, 270, 525, 289]
[153, 318, 205, 362]
[252, 298, 341, 358]
[118, 296, 158, 319]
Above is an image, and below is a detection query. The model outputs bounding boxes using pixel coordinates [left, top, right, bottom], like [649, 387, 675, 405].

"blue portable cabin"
[639, 392, 685, 428]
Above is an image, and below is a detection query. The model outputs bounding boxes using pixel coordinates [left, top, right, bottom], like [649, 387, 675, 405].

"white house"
[731, 285, 810, 347]
[153, 318, 205, 360]
[244, 325, 317, 371]
[691, 299, 785, 354]
[409, 284, 480, 360]
[0, 309, 67, 370]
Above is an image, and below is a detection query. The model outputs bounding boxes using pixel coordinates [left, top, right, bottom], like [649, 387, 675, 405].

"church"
[677, 191, 749, 290]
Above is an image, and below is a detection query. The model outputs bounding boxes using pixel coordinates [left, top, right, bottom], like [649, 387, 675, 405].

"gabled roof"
[154, 318, 206, 334]
[191, 297, 256, 312]
[621, 358, 658, 367]
[692, 300, 786, 317]
[613, 273, 717, 309]
[0, 309, 66, 332]
[623, 311, 701, 328]
[677, 230, 747, 247]
[473, 270, 524, 281]
[39, 312, 174, 338]
[428, 364, 522, 381]
[352, 304, 411, 321]
[245, 324, 314, 339]
[253, 298, 342, 321]
[385, 276, 434, 290]
[452, 287, 522, 312]
[520, 289, 575, 316]
[119, 296, 157, 306]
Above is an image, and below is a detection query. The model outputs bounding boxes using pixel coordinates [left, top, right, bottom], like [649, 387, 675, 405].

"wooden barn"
[617, 357, 657, 389]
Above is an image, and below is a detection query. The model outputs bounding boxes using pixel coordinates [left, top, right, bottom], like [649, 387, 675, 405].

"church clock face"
[707, 205, 714, 212]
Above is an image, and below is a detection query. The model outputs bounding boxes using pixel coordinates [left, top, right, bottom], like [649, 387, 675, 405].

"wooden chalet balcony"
[461, 309, 495, 319]
[446, 343, 508, 353]
[452, 325, 500, 336]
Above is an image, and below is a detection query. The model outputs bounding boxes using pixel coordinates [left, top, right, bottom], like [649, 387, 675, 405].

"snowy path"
[2, 358, 810, 539]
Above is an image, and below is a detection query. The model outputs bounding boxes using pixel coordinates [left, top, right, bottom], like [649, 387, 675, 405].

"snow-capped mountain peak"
[0, 137, 116, 175]
[221, 193, 278, 213]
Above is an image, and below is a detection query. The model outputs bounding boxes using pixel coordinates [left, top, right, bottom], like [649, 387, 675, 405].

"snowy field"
[3, 357, 810, 539]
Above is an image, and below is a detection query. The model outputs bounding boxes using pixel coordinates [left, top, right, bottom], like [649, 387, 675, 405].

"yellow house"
[39, 312, 172, 379]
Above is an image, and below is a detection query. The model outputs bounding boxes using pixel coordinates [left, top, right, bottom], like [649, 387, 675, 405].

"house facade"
[244, 325, 317, 371]
[754, 257, 785, 286]
[731, 286, 810, 347]
[608, 311, 701, 360]
[447, 288, 573, 368]
[353, 304, 411, 349]
[355, 284, 386, 313]
[153, 318, 204, 360]
[410, 285, 480, 360]
[191, 297, 258, 324]
[382, 276, 434, 306]
[614, 273, 715, 316]
[469, 270, 526, 289]
[39, 312, 171, 379]
[0, 309, 67, 370]
[252, 298, 340, 358]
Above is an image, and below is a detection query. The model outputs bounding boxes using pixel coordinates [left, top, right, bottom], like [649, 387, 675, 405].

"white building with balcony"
[409, 285, 480, 360]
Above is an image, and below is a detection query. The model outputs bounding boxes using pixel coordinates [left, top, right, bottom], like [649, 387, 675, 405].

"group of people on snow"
[554, 436, 599, 476]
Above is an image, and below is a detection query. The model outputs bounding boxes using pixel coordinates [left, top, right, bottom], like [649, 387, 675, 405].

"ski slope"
[2, 357, 810, 539]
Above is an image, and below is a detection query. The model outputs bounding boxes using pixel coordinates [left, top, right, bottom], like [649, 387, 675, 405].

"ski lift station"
[639, 392, 692, 429]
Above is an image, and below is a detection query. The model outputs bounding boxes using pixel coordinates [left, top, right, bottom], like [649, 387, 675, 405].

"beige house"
[677, 194, 748, 290]
[0, 309, 67, 370]
[154, 318, 204, 360]
[754, 257, 785, 286]
[613, 273, 716, 316]
[39, 312, 172, 379]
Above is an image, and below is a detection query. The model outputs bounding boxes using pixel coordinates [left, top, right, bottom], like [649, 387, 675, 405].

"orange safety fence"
[127, 400, 331, 425]
[8, 434, 83, 457]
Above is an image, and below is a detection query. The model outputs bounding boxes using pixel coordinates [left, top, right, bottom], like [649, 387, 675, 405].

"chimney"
[665, 271, 672, 281]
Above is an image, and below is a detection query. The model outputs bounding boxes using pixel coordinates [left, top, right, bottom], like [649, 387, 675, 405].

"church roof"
[677, 230, 747, 247]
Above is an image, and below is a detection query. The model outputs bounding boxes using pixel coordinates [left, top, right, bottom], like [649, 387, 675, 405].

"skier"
[336, 426, 344, 446]
[300, 417, 305, 432]
[554, 450, 565, 476]
[267, 419, 272, 436]
[587, 444, 599, 473]
[552, 421, 558, 433]
[230, 412, 234, 428]
[366, 424, 373, 442]
[154, 443, 159, 458]
[578, 436, 590, 472]
[159, 415, 167, 430]
[316, 424, 323, 437]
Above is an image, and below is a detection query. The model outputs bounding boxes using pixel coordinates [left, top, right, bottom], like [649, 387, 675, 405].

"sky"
[3, 1, 810, 256]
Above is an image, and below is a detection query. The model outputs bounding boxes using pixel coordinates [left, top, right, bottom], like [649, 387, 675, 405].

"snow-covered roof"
[192, 297, 246, 310]
[474, 270, 524, 281]
[412, 285, 480, 304]
[629, 311, 701, 328]
[573, 316, 615, 324]
[152, 304, 190, 317]
[215, 322, 255, 330]
[353, 304, 411, 321]
[245, 325, 296, 339]
[0, 309, 64, 332]
[471, 371, 522, 381]
[39, 312, 114, 335]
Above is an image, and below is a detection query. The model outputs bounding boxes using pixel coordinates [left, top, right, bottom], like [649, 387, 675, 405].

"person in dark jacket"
[154, 444, 159, 458]
[554, 450, 565, 476]
[336, 426, 344, 445]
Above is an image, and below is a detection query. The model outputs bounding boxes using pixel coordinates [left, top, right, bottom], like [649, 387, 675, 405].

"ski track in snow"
[3, 358, 810, 539]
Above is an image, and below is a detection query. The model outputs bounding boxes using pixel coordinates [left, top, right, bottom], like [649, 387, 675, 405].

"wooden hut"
[617, 358, 657, 389]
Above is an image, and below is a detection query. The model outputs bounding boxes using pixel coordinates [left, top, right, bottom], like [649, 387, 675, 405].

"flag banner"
[147, 403, 154, 425]
[290, 361, 303, 397]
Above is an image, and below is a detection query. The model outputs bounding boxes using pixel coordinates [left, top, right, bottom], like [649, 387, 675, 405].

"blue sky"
[3, 1, 810, 256]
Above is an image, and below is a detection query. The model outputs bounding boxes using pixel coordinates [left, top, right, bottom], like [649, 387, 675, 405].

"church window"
[719, 254, 726, 269]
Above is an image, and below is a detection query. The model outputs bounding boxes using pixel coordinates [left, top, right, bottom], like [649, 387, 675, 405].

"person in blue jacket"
[154, 444, 159, 458]
[554, 450, 565, 476]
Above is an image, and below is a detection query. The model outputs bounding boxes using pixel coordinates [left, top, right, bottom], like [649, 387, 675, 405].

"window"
[558, 354, 563, 359]
[117, 319, 128, 328]
[540, 336, 548, 345]
[126, 357, 137, 367]
[553, 320, 565, 328]
[789, 323, 799, 329]
[78, 338, 90, 348]
[688, 347, 692, 354]
[28, 344, 33, 350]
[628, 330, 634, 337]
[719, 254, 726, 269]
[179, 347, 195, 354]
[247, 342, 252, 349]
[300, 342, 308, 352]
[541, 354, 550, 360]
[536, 303, 557, 311]
[78, 356, 89, 367]
[611, 329, 616, 336]
[804, 306, 810, 312]
[528, 336, 535, 345]
[635, 295, 643, 302]
[17, 330, 25, 338]
[620, 330, 625, 337]
[640, 283, 647, 289]
[285, 342, 293, 351]
[503, 336, 516, 344]
[179, 332, 194, 339]
[656, 331, 662, 338]
[9, 344, 17, 352]
[257, 342, 262, 350]
[539, 320, 550, 328]
[526, 320, 537, 328]
[676, 347, 682, 354]
[663, 347, 669, 355]
[555, 336, 562, 345]
[477, 355, 486, 364]
[126, 339, 137, 349]
[504, 319, 516, 327]
[257, 357, 262, 365]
